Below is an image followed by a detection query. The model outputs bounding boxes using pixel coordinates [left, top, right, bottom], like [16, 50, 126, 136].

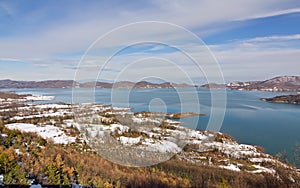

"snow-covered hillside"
[1, 93, 299, 181]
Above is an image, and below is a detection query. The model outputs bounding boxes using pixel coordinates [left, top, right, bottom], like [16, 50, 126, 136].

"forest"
[1, 118, 300, 188]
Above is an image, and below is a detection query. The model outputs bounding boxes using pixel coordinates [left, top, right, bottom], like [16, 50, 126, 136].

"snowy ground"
[1, 93, 298, 176]
[6, 123, 76, 144]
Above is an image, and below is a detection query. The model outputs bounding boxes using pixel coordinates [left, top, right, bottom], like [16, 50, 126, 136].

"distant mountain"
[0, 79, 195, 89]
[82, 81, 194, 88]
[201, 76, 300, 91]
[227, 76, 300, 91]
[114, 81, 193, 88]
[81, 81, 113, 88]
[0, 79, 77, 88]
[3, 76, 299, 90]
[201, 83, 227, 89]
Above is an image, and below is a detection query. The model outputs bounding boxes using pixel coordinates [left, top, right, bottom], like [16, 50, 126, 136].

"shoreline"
[0, 91, 298, 173]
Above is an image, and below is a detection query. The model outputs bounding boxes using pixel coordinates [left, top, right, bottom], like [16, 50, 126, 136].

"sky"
[0, 0, 300, 84]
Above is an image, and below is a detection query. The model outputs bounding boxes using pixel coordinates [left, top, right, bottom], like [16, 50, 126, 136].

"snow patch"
[251, 165, 276, 174]
[119, 136, 141, 145]
[25, 95, 55, 101]
[140, 139, 181, 153]
[219, 164, 240, 172]
[34, 104, 69, 109]
[5, 123, 76, 144]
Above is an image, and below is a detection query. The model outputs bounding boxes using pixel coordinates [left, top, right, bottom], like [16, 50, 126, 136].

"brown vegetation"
[1, 125, 300, 187]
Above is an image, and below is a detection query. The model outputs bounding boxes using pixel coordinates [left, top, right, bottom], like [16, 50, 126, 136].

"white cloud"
[209, 35, 300, 82]
[236, 8, 300, 21]
[0, 0, 299, 59]
[244, 34, 300, 42]
[0, 1, 300, 81]
[0, 58, 24, 62]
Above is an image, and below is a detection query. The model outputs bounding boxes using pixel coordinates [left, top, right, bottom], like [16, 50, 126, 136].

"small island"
[260, 94, 300, 104]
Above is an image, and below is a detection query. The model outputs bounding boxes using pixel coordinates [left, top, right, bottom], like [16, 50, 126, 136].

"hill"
[0, 79, 76, 88]
[227, 76, 300, 91]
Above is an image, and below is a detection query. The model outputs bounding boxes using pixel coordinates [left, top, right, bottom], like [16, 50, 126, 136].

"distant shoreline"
[1, 75, 300, 91]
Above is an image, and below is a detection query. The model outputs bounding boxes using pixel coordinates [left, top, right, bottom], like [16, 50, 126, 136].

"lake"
[2, 87, 300, 161]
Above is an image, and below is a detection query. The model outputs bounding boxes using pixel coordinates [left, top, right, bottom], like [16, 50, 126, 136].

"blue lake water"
[2, 88, 300, 160]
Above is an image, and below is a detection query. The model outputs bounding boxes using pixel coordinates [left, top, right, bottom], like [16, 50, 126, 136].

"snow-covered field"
[6, 123, 76, 144]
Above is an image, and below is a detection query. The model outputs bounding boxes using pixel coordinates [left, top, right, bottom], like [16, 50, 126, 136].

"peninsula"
[261, 94, 300, 104]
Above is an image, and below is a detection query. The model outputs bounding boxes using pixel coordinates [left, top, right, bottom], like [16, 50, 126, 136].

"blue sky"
[0, 0, 300, 83]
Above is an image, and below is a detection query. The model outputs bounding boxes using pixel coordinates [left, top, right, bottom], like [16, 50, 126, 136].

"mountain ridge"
[1, 76, 300, 91]
[0, 79, 195, 89]
[204, 75, 300, 91]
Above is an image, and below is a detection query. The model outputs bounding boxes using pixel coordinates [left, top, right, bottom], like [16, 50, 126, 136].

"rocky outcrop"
[0, 92, 30, 99]
[261, 94, 300, 104]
